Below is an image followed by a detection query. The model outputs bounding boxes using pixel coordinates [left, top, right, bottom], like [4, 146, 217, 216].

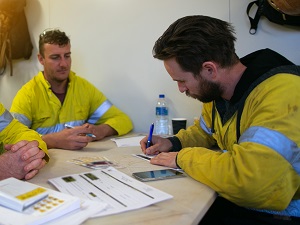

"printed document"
[48, 167, 173, 217]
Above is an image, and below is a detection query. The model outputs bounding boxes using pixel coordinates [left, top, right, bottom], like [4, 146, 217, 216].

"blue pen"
[64, 124, 96, 138]
[146, 123, 154, 148]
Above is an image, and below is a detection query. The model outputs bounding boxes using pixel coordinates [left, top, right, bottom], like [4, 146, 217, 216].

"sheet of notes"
[48, 167, 173, 217]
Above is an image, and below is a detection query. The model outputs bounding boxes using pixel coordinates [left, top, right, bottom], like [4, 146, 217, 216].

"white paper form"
[111, 135, 145, 147]
[48, 167, 173, 217]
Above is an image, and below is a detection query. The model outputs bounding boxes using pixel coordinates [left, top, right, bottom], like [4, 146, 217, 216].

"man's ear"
[37, 53, 44, 66]
[202, 61, 218, 80]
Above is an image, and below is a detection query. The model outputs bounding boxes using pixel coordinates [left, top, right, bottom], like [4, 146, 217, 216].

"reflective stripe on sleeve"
[240, 126, 300, 217]
[239, 126, 300, 174]
[200, 115, 213, 135]
[36, 120, 86, 134]
[0, 109, 13, 132]
[11, 112, 32, 128]
[87, 100, 112, 124]
[36, 124, 65, 134]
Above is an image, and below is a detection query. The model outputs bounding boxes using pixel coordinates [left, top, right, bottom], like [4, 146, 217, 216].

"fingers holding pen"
[145, 145, 161, 155]
[64, 124, 96, 139]
[140, 136, 158, 155]
[141, 135, 173, 155]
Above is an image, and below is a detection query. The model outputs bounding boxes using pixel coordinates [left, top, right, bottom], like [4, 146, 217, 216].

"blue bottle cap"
[159, 94, 165, 98]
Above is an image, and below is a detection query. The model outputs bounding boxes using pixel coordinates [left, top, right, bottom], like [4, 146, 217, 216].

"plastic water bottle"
[155, 94, 169, 135]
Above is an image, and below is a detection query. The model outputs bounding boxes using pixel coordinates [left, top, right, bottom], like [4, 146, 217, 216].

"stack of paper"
[0, 178, 107, 225]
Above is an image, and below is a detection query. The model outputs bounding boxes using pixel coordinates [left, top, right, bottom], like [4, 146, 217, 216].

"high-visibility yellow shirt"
[176, 73, 300, 215]
[10, 71, 133, 135]
[0, 103, 49, 161]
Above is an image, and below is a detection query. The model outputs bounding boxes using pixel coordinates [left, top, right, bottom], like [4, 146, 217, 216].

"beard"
[186, 76, 223, 103]
[44, 66, 70, 84]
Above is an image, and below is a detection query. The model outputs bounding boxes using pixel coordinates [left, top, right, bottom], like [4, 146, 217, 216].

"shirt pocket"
[32, 108, 53, 129]
[63, 103, 90, 122]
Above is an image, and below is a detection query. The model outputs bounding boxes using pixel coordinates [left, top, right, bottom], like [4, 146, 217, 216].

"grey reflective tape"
[36, 120, 86, 134]
[0, 109, 13, 132]
[11, 112, 32, 128]
[36, 124, 65, 134]
[87, 100, 112, 124]
[239, 126, 300, 174]
[252, 199, 300, 217]
[200, 115, 213, 135]
[64, 120, 85, 127]
[240, 126, 300, 217]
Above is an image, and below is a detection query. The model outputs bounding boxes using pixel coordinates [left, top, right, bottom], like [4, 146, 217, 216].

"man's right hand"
[42, 126, 94, 150]
[140, 135, 173, 155]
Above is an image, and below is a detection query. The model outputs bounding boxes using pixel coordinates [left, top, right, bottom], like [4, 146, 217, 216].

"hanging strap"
[6, 37, 12, 76]
[247, 0, 265, 34]
[0, 33, 13, 76]
[0, 32, 8, 75]
[0, 9, 13, 76]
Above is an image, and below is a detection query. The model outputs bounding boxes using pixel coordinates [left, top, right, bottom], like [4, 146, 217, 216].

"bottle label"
[156, 107, 168, 116]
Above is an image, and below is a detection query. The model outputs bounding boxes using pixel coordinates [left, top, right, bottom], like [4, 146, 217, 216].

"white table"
[30, 138, 216, 225]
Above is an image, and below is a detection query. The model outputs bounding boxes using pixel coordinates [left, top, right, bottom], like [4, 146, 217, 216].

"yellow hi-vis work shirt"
[0, 103, 49, 161]
[10, 71, 133, 135]
[176, 73, 300, 216]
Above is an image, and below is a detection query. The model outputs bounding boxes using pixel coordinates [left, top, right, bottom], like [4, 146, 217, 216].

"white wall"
[0, 0, 299, 133]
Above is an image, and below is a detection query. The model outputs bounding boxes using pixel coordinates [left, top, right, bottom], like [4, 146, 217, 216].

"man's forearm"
[94, 124, 117, 140]
[41, 133, 57, 149]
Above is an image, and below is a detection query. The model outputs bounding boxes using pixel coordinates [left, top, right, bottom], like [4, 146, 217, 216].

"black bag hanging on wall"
[0, 0, 33, 75]
[247, 0, 300, 34]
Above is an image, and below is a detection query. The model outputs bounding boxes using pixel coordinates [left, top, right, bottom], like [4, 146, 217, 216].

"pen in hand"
[64, 124, 96, 138]
[146, 123, 154, 148]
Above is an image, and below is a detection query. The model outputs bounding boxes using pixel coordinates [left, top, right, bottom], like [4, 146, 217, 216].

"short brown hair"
[153, 15, 238, 76]
[39, 29, 70, 57]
